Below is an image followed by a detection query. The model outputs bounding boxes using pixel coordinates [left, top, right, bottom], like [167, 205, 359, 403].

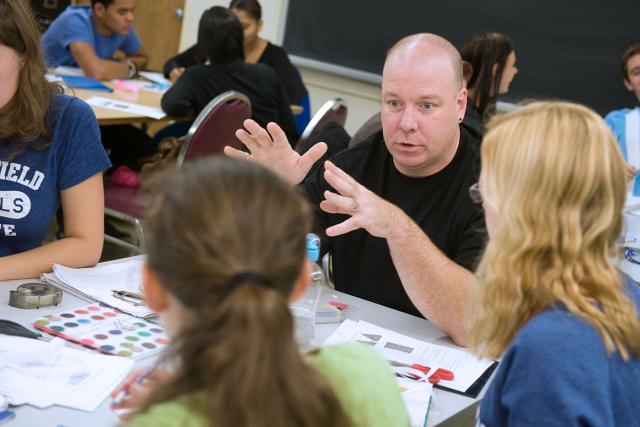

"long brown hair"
[469, 101, 640, 360]
[0, 0, 59, 155]
[140, 158, 351, 427]
[460, 32, 514, 119]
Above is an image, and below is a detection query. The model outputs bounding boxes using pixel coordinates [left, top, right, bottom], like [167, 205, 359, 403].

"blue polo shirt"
[0, 95, 111, 256]
[41, 5, 141, 67]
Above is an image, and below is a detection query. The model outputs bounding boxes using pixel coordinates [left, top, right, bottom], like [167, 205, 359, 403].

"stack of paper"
[0, 336, 133, 411]
[324, 320, 496, 396]
[40, 257, 154, 319]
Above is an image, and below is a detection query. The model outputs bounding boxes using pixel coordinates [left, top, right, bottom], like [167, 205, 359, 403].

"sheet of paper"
[85, 96, 166, 120]
[52, 66, 85, 76]
[324, 319, 494, 392]
[139, 71, 171, 86]
[45, 74, 64, 83]
[398, 378, 432, 427]
[50, 258, 152, 317]
[0, 336, 133, 411]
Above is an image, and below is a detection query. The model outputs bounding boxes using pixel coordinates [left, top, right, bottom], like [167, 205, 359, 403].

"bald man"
[226, 34, 484, 345]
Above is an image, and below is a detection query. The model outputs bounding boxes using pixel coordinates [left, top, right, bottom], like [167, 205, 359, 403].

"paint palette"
[33, 304, 169, 359]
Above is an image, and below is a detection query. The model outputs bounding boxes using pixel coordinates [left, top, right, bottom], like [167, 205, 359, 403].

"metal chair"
[296, 98, 348, 153]
[104, 91, 252, 253]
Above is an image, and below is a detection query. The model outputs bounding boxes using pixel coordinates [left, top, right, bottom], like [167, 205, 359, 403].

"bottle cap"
[306, 233, 320, 262]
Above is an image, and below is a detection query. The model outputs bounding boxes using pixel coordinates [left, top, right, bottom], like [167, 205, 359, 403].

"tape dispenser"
[9, 283, 62, 309]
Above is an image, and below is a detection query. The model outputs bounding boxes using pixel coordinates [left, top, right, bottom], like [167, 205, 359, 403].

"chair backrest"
[297, 98, 348, 151]
[349, 112, 382, 148]
[176, 91, 252, 165]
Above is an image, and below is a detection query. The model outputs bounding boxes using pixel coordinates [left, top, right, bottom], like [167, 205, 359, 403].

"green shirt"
[125, 343, 409, 427]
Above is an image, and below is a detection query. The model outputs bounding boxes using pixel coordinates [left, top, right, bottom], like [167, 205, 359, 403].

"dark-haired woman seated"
[160, 7, 299, 143]
[164, 0, 308, 111]
[460, 32, 518, 139]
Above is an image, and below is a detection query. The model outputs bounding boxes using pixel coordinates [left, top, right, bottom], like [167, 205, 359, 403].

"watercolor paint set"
[33, 304, 169, 359]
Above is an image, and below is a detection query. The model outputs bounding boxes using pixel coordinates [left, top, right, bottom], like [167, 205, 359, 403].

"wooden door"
[133, 0, 185, 72]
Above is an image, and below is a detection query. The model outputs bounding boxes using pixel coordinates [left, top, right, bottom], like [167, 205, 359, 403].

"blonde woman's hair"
[469, 101, 640, 360]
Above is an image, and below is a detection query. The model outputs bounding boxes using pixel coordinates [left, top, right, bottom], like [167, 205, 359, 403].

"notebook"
[40, 256, 154, 319]
[33, 303, 168, 359]
[60, 75, 112, 92]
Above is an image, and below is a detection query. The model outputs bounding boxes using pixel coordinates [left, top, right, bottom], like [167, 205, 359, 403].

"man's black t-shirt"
[303, 128, 485, 317]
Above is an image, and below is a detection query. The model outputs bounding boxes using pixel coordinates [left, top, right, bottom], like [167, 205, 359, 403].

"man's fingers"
[326, 217, 361, 236]
[324, 167, 357, 198]
[325, 161, 360, 186]
[243, 119, 274, 145]
[224, 146, 249, 160]
[235, 128, 259, 151]
[266, 122, 291, 147]
[299, 142, 328, 170]
[322, 190, 357, 215]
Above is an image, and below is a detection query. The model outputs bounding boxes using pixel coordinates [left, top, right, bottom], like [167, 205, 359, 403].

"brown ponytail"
[139, 158, 351, 427]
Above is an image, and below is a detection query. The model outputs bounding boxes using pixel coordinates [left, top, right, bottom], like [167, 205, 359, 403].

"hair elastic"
[226, 271, 272, 289]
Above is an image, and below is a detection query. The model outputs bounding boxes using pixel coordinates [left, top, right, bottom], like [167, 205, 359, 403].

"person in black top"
[162, 0, 308, 108]
[226, 34, 485, 346]
[460, 32, 518, 139]
[160, 7, 299, 142]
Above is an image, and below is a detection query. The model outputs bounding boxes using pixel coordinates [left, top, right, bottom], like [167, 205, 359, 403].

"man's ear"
[492, 62, 498, 78]
[142, 264, 170, 312]
[257, 18, 264, 33]
[624, 78, 634, 92]
[456, 86, 468, 121]
[289, 259, 311, 303]
[93, 3, 106, 18]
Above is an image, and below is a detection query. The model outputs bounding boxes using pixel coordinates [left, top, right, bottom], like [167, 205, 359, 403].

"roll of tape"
[9, 283, 63, 309]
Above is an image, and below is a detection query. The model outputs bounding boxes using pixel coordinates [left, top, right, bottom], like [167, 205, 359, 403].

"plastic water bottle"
[306, 233, 326, 290]
[290, 234, 325, 350]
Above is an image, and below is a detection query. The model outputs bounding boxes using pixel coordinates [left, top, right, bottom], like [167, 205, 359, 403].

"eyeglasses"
[468, 183, 482, 204]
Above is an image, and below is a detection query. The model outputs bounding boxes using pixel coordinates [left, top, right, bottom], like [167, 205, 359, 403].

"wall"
[181, 0, 380, 134]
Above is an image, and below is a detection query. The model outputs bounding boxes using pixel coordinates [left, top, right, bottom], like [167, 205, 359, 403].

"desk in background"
[0, 270, 486, 426]
[69, 84, 171, 127]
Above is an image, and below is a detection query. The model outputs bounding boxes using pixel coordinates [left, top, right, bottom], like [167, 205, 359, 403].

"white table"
[0, 276, 487, 426]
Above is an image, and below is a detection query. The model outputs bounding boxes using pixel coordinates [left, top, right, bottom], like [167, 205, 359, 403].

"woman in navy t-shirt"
[470, 101, 640, 426]
[0, 0, 110, 279]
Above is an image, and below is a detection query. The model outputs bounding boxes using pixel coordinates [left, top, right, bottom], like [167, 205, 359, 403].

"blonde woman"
[470, 101, 640, 426]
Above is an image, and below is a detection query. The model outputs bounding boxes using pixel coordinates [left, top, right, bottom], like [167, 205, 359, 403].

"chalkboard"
[283, 0, 639, 115]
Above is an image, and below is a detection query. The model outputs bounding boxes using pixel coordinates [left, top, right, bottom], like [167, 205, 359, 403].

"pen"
[112, 290, 146, 306]
[112, 290, 144, 300]
[112, 365, 155, 407]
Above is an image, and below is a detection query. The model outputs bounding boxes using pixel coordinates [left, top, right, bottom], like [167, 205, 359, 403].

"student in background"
[114, 157, 409, 427]
[460, 32, 517, 139]
[471, 101, 640, 426]
[41, 0, 147, 80]
[161, 7, 299, 143]
[605, 42, 640, 184]
[0, 0, 111, 279]
[163, 0, 308, 109]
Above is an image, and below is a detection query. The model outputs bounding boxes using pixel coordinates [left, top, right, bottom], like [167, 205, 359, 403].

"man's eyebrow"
[630, 65, 640, 73]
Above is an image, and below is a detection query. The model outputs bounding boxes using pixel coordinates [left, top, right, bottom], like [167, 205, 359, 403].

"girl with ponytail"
[118, 157, 409, 427]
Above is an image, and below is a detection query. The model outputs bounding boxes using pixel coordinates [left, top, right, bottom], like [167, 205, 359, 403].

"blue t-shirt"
[0, 95, 111, 256]
[41, 5, 141, 68]
[478, 276, 640, 427]
[605, 107, 640, 196]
